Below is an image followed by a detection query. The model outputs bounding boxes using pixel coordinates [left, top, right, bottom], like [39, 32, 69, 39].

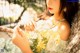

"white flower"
[29, 32, 38, 39]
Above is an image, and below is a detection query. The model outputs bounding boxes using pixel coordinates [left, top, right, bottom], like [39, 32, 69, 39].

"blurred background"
[0, 0, 46, 26]
[0, 0, 47, 39]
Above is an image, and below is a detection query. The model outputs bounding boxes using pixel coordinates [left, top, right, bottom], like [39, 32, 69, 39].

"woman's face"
[46, 0, 60, 14]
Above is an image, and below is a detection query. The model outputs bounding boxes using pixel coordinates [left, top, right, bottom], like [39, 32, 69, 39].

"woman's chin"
[48, 10, 54, 14]
[49, 11, 54, 14]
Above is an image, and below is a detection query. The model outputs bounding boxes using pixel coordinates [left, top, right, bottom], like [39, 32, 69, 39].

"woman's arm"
[12, 27, 33, 53]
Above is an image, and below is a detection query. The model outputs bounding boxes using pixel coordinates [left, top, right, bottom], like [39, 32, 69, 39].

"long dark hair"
[38, 0, 79, 27]
[60, 0, 79, 27]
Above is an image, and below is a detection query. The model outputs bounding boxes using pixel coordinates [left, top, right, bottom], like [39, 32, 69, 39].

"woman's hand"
[20, 14, 36, 32]
[24, 20, 35, 32]
[12, 27, 32, 53]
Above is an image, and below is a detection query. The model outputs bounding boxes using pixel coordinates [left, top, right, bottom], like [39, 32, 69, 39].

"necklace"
[51, 17, 65, 29]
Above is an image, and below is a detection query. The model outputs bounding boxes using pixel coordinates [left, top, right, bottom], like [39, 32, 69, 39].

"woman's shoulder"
[58, 21, 71, 41]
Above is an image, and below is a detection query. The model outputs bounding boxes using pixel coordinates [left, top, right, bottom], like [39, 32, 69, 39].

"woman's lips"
[48, 7, 53, 10]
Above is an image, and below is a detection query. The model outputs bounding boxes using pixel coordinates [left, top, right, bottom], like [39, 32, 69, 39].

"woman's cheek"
[53, 6, 60, 13]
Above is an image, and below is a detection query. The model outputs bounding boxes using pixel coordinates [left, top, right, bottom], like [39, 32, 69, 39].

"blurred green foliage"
[0, 17, 13, 25]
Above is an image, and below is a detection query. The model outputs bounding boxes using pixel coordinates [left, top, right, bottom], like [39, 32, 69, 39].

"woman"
[12, 0, 79, 53]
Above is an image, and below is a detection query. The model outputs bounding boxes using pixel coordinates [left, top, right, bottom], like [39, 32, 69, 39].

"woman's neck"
[53, 13, 64, 21]
[51, 14, 65, 26]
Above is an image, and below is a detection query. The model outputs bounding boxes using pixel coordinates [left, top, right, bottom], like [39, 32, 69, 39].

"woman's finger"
[17, 27, 30, 46]
[12, 28, 23, 45]
[12, 27, 21, 39]
[29, 21, 35, 31]
[24, 25, 33, 31]
[25, 20, 35, 31]
[31, 20, 35, 28]
[24, 25, 31, 31]
[17, 27, 29, 40]
[17, 27, 26, 37]
[28, 24, 33, 31]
